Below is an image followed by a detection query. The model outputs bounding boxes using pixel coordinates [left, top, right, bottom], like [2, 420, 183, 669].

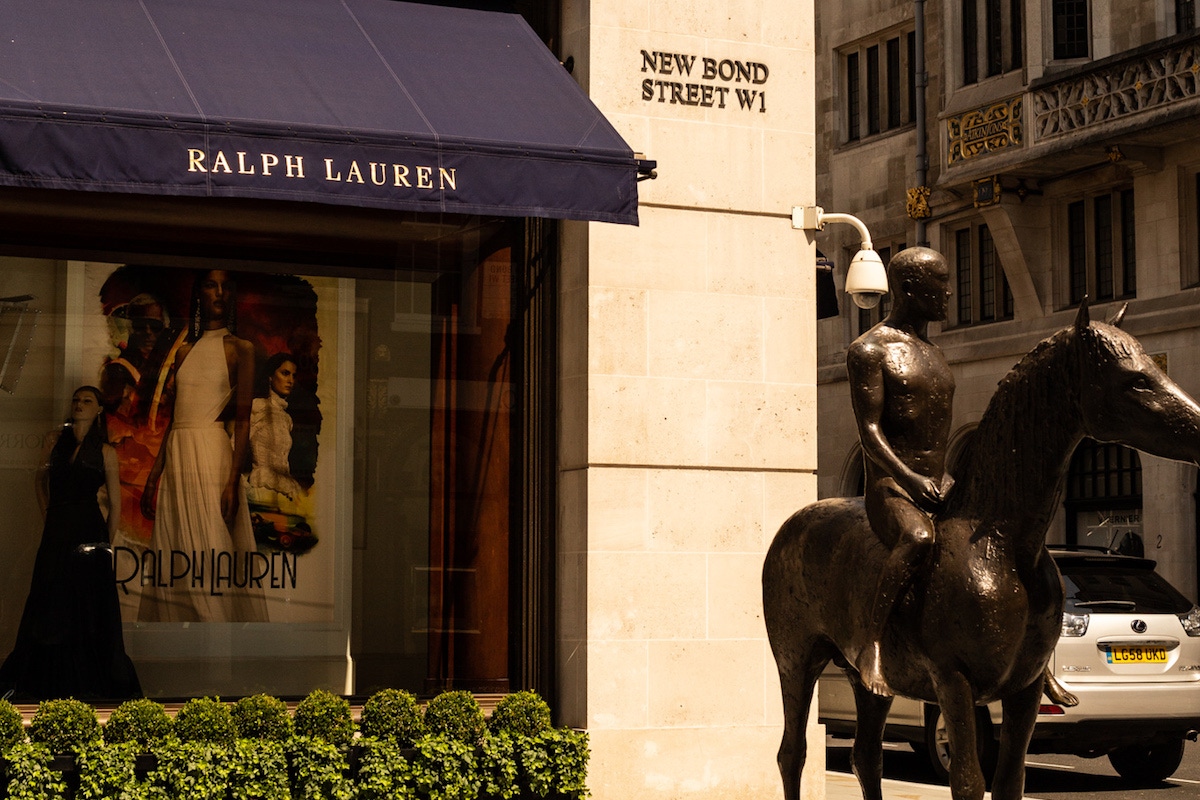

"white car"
[819, 547, 1200, 784]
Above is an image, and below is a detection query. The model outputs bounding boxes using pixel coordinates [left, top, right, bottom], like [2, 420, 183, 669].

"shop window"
[841, 28, 917, 144]
[0, 217, 554, 701]
[962, 0, 1022, 85]
[1053, 0, 1089, 60]
[1066, 189, 1136, 306]
[1066, 438, 1142, 552]
[952, 224, 1013, 326]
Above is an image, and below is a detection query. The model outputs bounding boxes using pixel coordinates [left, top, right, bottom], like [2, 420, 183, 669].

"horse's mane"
[942, 325, 1083, 522]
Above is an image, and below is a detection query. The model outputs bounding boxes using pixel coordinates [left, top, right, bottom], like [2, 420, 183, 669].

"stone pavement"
[826, 770, 1044, 800]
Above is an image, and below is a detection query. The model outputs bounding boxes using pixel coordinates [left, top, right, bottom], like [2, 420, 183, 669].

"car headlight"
[1062, 612, 1090, 637]
[1178, 606, 1200, 637]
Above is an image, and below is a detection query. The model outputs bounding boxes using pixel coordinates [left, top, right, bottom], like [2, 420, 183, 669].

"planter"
[50, 753, 79, 799]
[134, 751, 158, 780]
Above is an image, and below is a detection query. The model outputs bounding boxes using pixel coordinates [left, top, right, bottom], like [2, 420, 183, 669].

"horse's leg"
[990, 675, 1043, 800]
[774, 640, 832, 800]
[849, 677, 894, 800]
[931, 672, 986, 800]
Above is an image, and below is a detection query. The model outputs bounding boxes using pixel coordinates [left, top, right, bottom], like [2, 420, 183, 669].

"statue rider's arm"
[847, 341, 944, 509]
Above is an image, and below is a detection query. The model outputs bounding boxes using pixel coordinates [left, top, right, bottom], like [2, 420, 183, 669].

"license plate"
[1106, 645, 1168, 664]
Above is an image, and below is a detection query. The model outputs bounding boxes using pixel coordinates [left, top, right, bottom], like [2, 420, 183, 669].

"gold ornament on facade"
[946, 97, 1023, 165]
[906, 186, 931, 219]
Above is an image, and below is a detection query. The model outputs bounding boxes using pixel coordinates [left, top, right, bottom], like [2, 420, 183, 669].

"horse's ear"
[1107, 303, 1128, 328]
[1074, 296, 1091, 332]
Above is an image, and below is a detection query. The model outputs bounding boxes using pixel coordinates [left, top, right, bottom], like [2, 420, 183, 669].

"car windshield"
[1060, 561, 1193, 615]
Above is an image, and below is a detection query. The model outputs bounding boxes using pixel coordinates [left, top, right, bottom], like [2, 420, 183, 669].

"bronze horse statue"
[763, 301, 1200, 800]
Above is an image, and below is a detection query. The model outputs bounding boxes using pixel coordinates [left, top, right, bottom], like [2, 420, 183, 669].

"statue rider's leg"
[857, 494, 935, 696]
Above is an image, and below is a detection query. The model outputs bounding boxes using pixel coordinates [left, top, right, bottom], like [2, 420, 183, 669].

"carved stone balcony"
[1031, 32, 1200, 142]
[940, 31, 1200, 185]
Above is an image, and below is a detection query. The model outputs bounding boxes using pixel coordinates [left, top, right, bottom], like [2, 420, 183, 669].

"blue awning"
[0, 0, 643, 224]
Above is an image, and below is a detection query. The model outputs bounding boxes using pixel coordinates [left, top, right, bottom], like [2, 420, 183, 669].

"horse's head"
[1076, 299, 1200, 466]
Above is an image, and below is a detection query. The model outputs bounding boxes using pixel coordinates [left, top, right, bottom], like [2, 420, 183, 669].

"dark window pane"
[1068, 200, 1087, 304]
[956, 228, 973, 323]
[907, 32, 918, 122]
[847, 53, 860, 141]
[979, 225, 996, 320]
[1054, 0, 1089, 59]
[1001, 267, 1014, 318]
[963, 0, 979, 83]
[1062, 567, 1191, 615]
[1178, 0, 1195, 32]
[867, 45, 881, 134]
[1120, 189, 1137, 296]
[986, 0, 1003, 76]
[1094, 195, 1113, 300]
[887, 38, 901, 129]
[1011, 0, 1024, 68]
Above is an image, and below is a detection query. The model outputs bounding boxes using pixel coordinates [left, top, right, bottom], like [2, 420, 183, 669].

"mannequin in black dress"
[0, 386, 141, 700]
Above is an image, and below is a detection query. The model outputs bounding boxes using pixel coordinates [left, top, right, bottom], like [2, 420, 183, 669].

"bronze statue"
[763, 249, 1200, 800]
[846, 247, 954, 696]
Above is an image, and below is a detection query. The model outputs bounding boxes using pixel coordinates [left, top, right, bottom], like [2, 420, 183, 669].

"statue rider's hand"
[911, 476, 944, 510]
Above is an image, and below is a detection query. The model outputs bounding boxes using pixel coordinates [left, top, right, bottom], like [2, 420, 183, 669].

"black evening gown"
[0, 446, 141, 700]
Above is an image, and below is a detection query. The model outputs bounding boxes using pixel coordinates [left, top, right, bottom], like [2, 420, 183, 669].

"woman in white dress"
[248, 353, 303, 500]
[138, 269, 267, 623]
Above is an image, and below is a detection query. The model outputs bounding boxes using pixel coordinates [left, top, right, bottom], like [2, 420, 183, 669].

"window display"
[0, 218, 538, 698]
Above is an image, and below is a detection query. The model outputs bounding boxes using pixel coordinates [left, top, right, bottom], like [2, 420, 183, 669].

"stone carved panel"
[946, 97, 1024, 165]
[1032, 40, 1200, 139]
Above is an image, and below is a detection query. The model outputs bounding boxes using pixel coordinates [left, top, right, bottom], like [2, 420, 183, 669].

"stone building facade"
[816, 0, 1200, 600]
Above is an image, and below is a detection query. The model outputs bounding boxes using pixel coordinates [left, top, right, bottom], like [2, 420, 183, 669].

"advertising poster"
[81, 264, 338, 625]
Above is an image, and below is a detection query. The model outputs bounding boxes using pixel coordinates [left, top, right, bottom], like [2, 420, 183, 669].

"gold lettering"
[284, 155, 305, 179]
[439, 167, 457, 190]
[393, 164, 411, 187]
[324, 158, 342, 181]
[369, 162, 388, 186]
[236, 152, 256, 175]
[210, 151, 232, 174]
[187, 148, 207, 173]
[345, 161, 364, 184]
[261, 153, 279, 176]
[416, 165, 433, 188]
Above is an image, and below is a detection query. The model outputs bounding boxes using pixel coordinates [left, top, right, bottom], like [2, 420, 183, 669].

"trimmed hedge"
[0, 689, 590, 800]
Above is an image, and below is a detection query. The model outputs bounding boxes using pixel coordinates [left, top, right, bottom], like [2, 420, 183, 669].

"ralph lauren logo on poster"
[640, 50, 770, 112]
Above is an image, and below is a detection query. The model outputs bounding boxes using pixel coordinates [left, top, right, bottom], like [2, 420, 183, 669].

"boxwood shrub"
[0, 697, 25, 753]
[172, 696, 237, 746]
[103, 698, 173, 747]
[423, 690, 485, 746]
[293, 688, 355, 747]
[360, 688, 424, 747]
[487, 690, 552, 739]
[232, 693, 294, 742]
[28, 698, 100, 754]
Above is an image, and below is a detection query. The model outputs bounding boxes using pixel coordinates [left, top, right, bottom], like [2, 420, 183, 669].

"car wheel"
[1107, 738, 1186, 785]
[924, 705, 998, 784]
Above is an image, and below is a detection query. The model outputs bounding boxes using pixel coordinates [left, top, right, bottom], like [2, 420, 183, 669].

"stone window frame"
[948, 221, 1014, 327]
[960, 0, 1024, 87]
[1049, 0, 1090, 61]
[1183, 169, 1200, 288]
[838, 26, 917, 145]
[1062, 187, 1137, 306]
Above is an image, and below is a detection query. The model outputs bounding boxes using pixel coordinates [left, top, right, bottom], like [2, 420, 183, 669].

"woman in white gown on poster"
[138, 269, 267, 622]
